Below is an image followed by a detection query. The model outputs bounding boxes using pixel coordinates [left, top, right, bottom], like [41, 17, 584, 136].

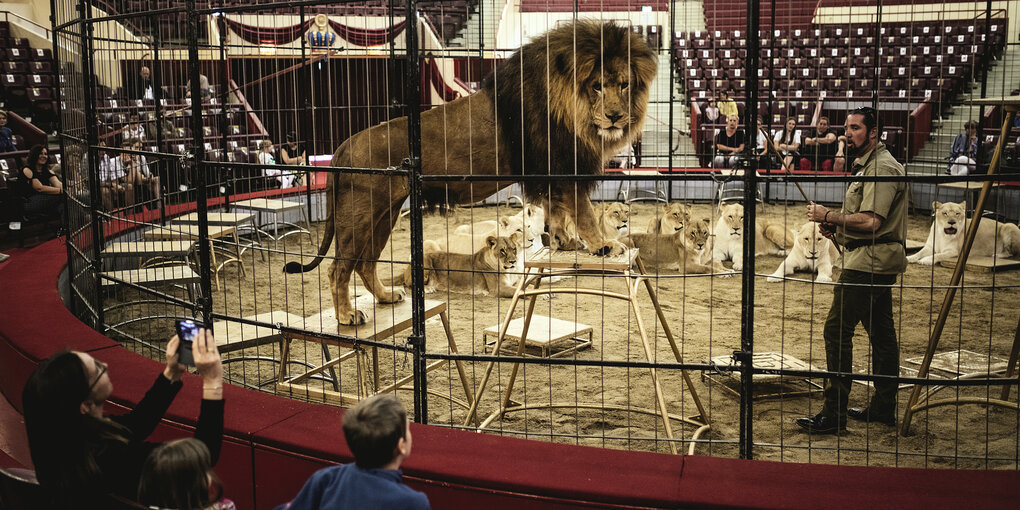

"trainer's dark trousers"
[821, 269, 899, 418]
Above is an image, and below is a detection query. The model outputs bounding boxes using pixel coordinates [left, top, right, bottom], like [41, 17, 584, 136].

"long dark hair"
[138, 438, 221, 510]
[25, 144, 47, 171]
[779, 118, 797, 145]
[22, 351, 129, 500]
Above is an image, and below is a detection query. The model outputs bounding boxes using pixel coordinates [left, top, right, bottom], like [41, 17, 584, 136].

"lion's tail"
[762, 221, 795, 250]
[283, 171, 335, 274]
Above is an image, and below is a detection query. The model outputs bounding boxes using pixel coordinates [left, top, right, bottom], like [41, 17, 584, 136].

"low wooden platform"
[939, 256, 1020, 272]
[212, 310, 304, 353]
[703, 352, 823, 400]
[100, 265, 199, 287]
[101, 240, 195, 257]
[484, 315, 593, 358]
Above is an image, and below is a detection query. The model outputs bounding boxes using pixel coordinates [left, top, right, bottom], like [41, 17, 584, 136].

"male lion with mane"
[284, 21, 657, 325]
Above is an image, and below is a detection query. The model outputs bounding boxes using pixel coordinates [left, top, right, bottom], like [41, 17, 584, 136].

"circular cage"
[48, 0, 1020, 467]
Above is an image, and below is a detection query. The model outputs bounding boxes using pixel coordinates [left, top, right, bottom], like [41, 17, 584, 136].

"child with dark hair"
[138, 438, 235, 510]
[276, 395, 430, 510]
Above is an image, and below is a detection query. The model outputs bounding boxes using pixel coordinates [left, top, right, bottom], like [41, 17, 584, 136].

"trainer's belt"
[843, 238, 904, 251]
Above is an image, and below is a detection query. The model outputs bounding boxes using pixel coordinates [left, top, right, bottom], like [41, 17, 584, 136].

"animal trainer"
[284, 21, 657, 325]
[798, 106, 908, 434]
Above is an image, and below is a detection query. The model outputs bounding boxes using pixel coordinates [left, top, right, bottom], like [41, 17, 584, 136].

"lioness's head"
[545, 21, 657, 147]
[718, 203, 743, 236]
[686, 218, 712, 251]
[486, 234, 519, 271]
[601, 202, 630, 231]
[795, 221, 828, 259]
[522, 203, 545, 242]
[932, 201, 966, 236]
[658, 203, 692, 232]
[497, 212, 538, 249]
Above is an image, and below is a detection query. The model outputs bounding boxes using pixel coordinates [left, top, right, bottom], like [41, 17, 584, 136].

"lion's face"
[588, 62, 636, 141]
[687, 218, 712, 251]
[522, 204, 545, 244]
[795, 222, 829, 259]
[497, 213, 538, 249]
[601, 202, 630, 231]
[719, 203, 743, 236]
[486, 235, 519, 271]
[933, 201, 966, 236]
[659, 203, 692, 232]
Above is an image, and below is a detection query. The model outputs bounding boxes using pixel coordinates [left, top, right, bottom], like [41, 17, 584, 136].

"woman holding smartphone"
[22, 326, 224, 507]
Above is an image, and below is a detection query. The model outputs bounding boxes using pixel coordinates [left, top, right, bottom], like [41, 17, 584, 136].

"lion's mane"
[482, 20, 657, 201]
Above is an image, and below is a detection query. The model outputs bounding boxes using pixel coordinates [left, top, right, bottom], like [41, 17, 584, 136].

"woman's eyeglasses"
[88, 359, 108, 392]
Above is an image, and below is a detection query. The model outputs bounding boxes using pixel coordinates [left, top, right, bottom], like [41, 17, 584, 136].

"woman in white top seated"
[259, 140, 296, 188]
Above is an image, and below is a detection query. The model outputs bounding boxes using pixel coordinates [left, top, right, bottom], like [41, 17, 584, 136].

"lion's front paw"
[591, 240, 626, 257]
[376, 286, 405, 304]
[918, 257, 934, 266]
[423, 284, 437, 294]
[732, 261, 743, 271]
[338, 306, 367, 326]
[766, 275, 783, 283]
[815, 274, 833, 283]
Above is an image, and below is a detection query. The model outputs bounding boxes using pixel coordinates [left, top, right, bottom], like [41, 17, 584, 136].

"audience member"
[186, 74, 213, 100]
[773, 117, 801, 171]
[130, 65, 154, 100]
[833, 134, 848, 172]
[152, 106, 176, 140]
[703, 99, 720, 123]
[100, 141, 135, 210]
[21, 329, 224, 506]
[16, 144, 64, 219]
[275, 394, 430, 510]
[754, 115, 773, 168]
[948, 120, 978, 176]
[799, 116, 838, 172]
[718, 90, 738, 120]
[280, 132, 307, 186]
[260, 139, 297, 188]
[128, 137, 161, 205]
[138, 438, 236, 510]
[713, 115, 745, 169]
[0, 109, 16, 152]
[123, 112, 147, 142]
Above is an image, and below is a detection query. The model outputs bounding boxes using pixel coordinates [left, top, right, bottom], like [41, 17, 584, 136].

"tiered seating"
[520, 0, 669, 12]
[0, 24, 59, 133]
[703, 0, 815, 32]
[677, 19, 1005, 105]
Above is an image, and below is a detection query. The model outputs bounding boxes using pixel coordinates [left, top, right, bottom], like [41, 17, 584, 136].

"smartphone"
[174, 319, 199, 366]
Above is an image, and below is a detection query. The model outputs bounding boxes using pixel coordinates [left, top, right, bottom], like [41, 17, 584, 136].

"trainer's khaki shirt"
[835, 142, 908, 274]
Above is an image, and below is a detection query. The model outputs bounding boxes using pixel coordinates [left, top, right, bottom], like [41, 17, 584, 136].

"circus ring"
[2, 182, 1020, 509]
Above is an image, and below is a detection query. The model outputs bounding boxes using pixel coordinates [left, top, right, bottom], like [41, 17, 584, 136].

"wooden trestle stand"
[900, 96, 1020, 435]
[463, 249, 711, 455]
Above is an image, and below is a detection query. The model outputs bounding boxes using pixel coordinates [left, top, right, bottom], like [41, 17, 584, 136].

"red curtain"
[223, 17, 407, 47]
[327, 20, 407, 47]
[222, 18, 314, 45]
[426, 58, 461, 102]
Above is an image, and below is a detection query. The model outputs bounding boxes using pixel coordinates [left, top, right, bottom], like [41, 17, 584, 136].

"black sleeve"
[194, 398, 225, 465]
[109, 373, 182, 441]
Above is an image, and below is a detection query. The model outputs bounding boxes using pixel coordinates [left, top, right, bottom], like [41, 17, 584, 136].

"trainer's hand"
[806, 202, 830, 223]
[164, 335, 186, 383]
[193, 328, 224, 400]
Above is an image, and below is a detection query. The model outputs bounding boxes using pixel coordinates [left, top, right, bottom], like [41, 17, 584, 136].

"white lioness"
[646, 202, 692, 234]
[767, 221, 841, 283]
[908, 201, 1020, 265]
[393, 235, 519, 297]
[453, 203, 545, 254]
[623, 218, 730, 275]
[711, 203, 795, 271]
[549, 201, 629, 251]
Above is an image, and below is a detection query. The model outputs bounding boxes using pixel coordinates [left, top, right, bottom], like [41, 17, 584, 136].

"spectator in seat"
[186, 74, 213, 100]
[833, 134, 848, 173]
[130, 65, 154, 100]
[713, 114, 745, 169]
[773, 117, 801, 172]
[138, 438, 236, 510]
[718, 90, 738, 121]
[703, 99, 720, 123]
[152, 106, 176, 140]
[280, 131, 307, 186]
[799, 116, 838, 172]
[128, 137, 161, 206]
[100, 141, 135, 211]
[0, 109, 16, 152]
[275, 394, 430, 510]
[947, 120, 978, 175]
[17, 144, 64, 219]
[21, 329, 224, 507]
[123, 112, 147, 143]
[260, 139, 296, 188]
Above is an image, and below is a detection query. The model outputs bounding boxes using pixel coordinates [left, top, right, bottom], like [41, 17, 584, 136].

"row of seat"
[702, 0, 815, 31]
[677, 21, 1005, 49]
[0, 27, 59, 133]
[520, 0, 669, 12]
